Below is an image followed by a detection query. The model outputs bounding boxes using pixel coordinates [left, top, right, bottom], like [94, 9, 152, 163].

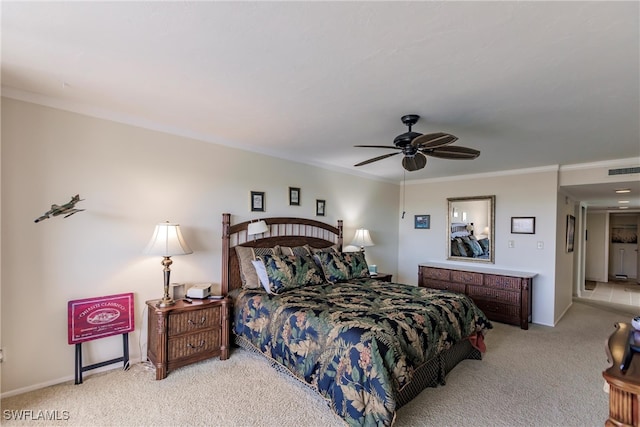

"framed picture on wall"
[316, 199, 325, 216]
[511, 217, 535, 234]
[566, 214, 575, 252]
[250, 191, 265, 212]
[289, 187, 300, 206]
[414, 215, 430, 229]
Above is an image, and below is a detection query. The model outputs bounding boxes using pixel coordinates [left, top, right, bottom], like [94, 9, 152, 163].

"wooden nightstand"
[146, 297, 230, 380]
[371, 273, 392, 282]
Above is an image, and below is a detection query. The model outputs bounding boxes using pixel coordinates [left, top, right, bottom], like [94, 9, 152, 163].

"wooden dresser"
[146, 297, 230, 380]
[418, 262, 536, 330]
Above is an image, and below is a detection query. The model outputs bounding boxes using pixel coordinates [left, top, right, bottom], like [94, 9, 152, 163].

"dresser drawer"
[467, 286, 521, 306]
[451, 270, 483, 286]
[473, 300, 520, 321]
[423, 279, 466, 294]
[484, 274, 523, 291]
[169, 306, 221, 336]
[421, 267, 451, 281]
[168, 329, 220, 360]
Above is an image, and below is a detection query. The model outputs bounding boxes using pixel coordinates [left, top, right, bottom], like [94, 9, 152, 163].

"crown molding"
[559, 157, 640, 172]
[404, 165, 560, 186]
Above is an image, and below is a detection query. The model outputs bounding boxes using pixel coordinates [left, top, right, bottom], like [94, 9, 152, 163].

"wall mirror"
[447, 195, 495, 263]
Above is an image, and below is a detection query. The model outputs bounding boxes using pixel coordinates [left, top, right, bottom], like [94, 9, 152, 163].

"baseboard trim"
[1, 356, 144, 399]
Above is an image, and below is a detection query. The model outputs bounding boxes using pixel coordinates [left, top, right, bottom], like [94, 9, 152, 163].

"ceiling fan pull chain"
[402, 170, 406, 219]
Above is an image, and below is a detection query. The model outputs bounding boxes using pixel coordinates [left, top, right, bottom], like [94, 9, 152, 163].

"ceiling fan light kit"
[354, 114, 480, 172]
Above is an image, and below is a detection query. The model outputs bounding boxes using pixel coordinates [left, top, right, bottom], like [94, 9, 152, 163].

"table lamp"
[350, 228, 374, 252]
[247, 220, 269, 239]
[144, 221, 193, 307]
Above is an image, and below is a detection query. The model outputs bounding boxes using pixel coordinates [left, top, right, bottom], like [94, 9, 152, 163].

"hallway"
[582, 278, 640, 307]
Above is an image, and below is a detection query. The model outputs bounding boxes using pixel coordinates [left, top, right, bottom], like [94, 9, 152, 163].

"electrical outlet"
[508, 240, 515, 248]
[537, 241, 544, 250]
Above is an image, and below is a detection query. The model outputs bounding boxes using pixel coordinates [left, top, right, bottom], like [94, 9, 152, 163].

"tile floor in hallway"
[582, 279, 640, 306]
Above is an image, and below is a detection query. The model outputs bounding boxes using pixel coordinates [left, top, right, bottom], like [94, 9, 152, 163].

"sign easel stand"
[75, 332, 130, 384]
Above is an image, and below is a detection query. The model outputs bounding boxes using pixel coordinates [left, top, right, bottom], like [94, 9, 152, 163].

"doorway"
[581, 212, 639, 307]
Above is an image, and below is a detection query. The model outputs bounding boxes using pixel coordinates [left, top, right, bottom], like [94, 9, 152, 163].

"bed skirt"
[233, 333, 482, 411]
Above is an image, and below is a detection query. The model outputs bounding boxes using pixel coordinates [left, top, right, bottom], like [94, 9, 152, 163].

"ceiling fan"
[354, 114, 480, 171]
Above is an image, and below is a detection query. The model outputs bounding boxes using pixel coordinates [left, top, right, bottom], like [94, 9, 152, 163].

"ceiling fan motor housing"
[394, 131, 422, 147]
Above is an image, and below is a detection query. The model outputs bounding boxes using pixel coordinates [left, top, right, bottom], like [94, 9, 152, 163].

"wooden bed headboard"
[221, 213, 343, 295]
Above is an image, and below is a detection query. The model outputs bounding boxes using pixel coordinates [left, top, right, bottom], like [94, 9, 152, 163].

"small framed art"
[511, 217, 535, 234]
[414, 215, 430, 229]
[289, 187, 300, 206]
[250, 191, 265, 212]
[316, 199, 325, 216]
[566, 214, 575, 252]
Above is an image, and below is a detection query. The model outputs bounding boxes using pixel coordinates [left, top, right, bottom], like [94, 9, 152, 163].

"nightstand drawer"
[168, 329, 220, 360]
[168, 306, 220, 335]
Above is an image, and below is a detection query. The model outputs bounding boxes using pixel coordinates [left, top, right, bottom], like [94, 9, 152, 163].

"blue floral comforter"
[232, 279, 492, 426]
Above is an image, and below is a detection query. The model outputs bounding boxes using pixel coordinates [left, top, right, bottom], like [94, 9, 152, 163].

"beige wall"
[555, 191, 578, 322]
[397, 169, 561, 327]
[0, 98, 399, 395]
[585, 211, 608, 282]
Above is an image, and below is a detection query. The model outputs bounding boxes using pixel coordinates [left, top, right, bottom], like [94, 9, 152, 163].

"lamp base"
[156, 297, 176, 308]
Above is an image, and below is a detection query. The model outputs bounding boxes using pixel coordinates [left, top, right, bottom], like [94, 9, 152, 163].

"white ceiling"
[2, 1, 639, 210]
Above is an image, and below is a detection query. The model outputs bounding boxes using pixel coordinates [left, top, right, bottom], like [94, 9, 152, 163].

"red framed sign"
[68, 293, 135, 344]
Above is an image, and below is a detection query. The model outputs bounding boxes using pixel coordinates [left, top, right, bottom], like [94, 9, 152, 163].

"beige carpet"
[1, 301, 635, 427]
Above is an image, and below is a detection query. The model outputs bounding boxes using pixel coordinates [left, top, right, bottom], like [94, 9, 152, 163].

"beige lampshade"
[143, 222, 193, 256]
[247, 220, 269, 236]
[350, 228, 375, 248]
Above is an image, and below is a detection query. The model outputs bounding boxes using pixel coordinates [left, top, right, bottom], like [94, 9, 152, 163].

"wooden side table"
[371, 273, 392, 282]
[603, 322, 640, 426]
[146, 297, 229, 380]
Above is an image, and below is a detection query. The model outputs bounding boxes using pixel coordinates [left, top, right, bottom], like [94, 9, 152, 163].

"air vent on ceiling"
[608, 166, 640, 176]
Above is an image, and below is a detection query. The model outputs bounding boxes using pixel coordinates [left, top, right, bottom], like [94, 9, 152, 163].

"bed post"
[221, 213, 231, 296]
[337, 219, 343, 250]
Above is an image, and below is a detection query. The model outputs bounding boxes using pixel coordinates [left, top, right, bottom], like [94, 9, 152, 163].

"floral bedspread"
[232, 279, 492, 427]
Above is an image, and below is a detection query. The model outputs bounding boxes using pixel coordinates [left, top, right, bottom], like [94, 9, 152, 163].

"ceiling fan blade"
[354, 152, 400, 167]
[402, 153, 427, 171]
[412, 132, 458, 149]
[424, 145, 480, 159]
[354, 145, 401, 149]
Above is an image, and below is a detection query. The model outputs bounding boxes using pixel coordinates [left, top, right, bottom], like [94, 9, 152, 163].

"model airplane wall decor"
[34, 194, 85, 223]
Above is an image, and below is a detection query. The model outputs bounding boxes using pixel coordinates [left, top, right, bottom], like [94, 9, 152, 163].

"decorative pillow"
[313, 251, 370, 283]
[280, 245, 312, 256]
[235, 245, 281, 289]
[451, 239, 461, 257]
[478, 238, 490, 254]
[258, 254, 324, 294]
[308, 244, 339, 254]
[464, 235, 484, 257]
[251, 260, 271, 293]
[454, 238, 470, 257]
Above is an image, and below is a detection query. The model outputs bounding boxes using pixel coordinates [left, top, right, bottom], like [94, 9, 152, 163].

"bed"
[221, 214, 492, 427]
[450, 222, 490, 259]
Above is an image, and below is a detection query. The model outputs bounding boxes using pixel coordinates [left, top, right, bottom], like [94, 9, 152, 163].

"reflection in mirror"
[447, 195, 495, 263]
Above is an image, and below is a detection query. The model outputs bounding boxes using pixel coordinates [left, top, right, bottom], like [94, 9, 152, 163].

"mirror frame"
[447, 195, 495, 264]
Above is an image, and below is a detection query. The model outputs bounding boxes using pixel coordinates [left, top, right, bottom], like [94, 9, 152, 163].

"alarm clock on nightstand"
[186, 284, 211, 299]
